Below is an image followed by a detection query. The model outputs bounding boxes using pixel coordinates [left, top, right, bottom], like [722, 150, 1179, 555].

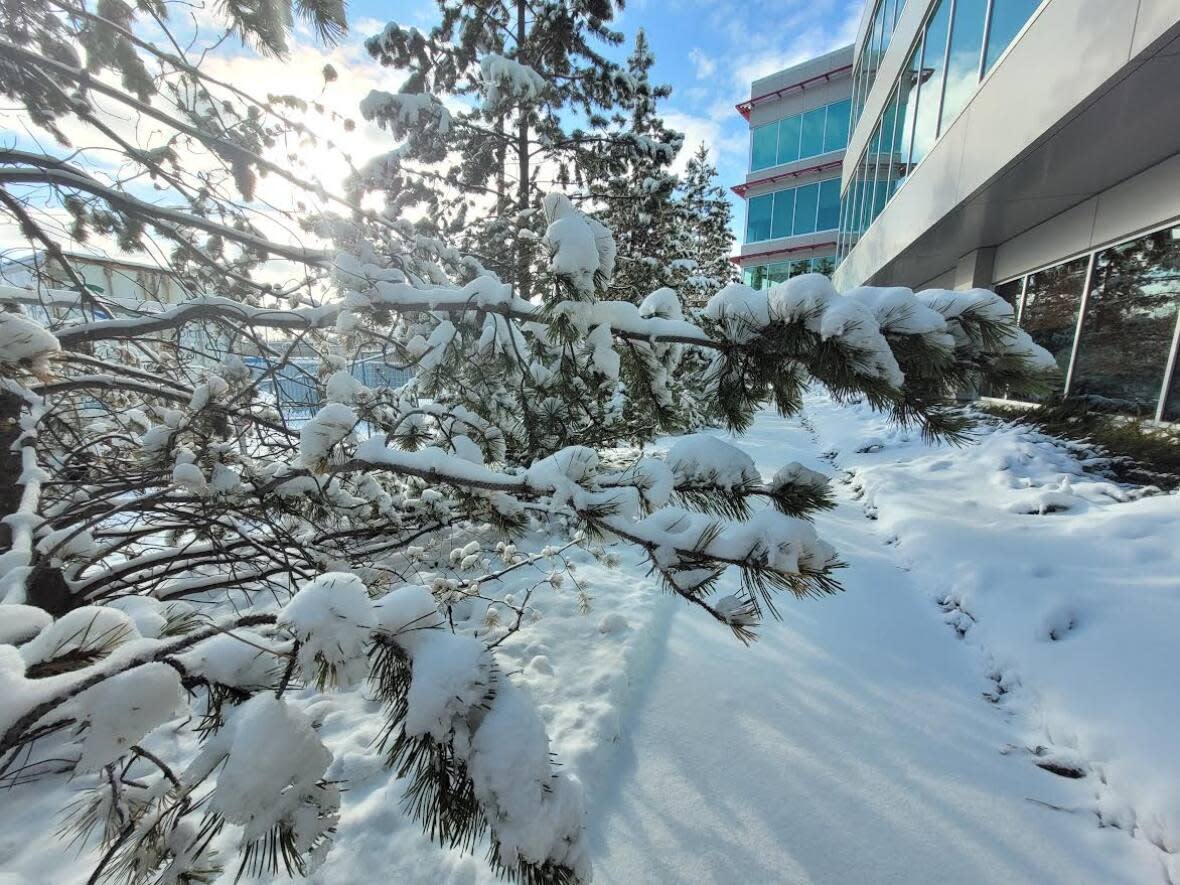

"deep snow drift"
[0, 392, 1175, 884]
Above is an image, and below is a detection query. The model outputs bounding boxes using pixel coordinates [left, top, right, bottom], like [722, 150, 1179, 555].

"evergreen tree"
[594, 28, 685, 302]
[361, 1, 668, 303]
[677, 143, 739, 307]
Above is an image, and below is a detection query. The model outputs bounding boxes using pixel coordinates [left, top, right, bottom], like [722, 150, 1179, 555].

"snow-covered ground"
[1, 392, 1176, 884]
[593, 395, 1177, 884]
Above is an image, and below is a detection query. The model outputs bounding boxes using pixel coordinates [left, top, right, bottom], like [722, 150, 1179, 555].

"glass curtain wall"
[1070, 227, 1180, 416]
[749, 99, 853, 172]
[838, 0, 1045, 264]
[851, 0, 908, 125]
[991, 224, 1180, 420]
[744, 178, 842, 244]
[742, 255, 840, 289]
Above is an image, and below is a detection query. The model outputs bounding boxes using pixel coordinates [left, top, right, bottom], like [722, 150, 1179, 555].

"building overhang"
[732, 160, 844, 197]
[835, 2, 1180, 290]
[731, 240, 838, 266]
[736, 63, 853, 120]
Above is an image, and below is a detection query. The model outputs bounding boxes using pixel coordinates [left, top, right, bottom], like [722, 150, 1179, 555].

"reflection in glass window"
[793, 182, 819, 236]
[980, 277, 1025, 399]
[812, 256, 836, 276]
[1165, 352, 1180, 422]
[1019, 256, 1088, 399]
[771, 189, 795, 240]
[1070, 227, 1180, 416]
[823, 99, 852, 153]
[777, 115, 801, 165]
[751, 123, 778, 172]
[985, 0, 1042, 73]
[746, 265, 767, 289]
[817, 178, 841, 231]
[994, 278, 1024, 315]
[910, 0, 950, 169]
[894, 41, 922, 195]
[789, 259, 811, 279]
[940, 0, 988, 133]
[768, 262, 792, 286]
[746, 194, 773, 243]
[800, 107, 827, 159]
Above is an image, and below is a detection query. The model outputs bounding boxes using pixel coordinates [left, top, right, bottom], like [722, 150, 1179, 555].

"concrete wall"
[992, 153, 1180, 283]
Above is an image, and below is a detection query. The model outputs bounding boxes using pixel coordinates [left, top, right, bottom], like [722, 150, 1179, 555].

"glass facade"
[837, 0, 1044, 262]
[1019, 257, 1087, 400]
[749, 99, 853, 172]
[1070, 228, 1180, 416]
[742, 255, 838, 289]
[851, 0, 908, 127]
[744, 178, 842, 244]
[991, 224, 1180, 421]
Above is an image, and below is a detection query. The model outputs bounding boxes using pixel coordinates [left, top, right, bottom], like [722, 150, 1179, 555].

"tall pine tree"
[676, 143, 739, 306]
[594, 28, 685, 302]
[362, 1, 671, 303]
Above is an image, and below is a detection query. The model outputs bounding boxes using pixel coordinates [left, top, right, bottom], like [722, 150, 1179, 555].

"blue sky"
[341, 0, 864, 237]
[0, 0, 864, 253]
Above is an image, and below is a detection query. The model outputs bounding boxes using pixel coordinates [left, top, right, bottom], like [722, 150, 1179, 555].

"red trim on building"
[730, 241, 838, 266]
[731, 160, 844, 197]
[735, 64, 854, 120]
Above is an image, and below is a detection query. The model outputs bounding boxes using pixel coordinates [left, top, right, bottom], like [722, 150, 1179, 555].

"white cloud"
[688, 48, 717, 80]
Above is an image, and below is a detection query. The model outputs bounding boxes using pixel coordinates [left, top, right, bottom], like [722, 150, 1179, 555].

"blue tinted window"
[985, 0, 1042, 73]
[940, 0, 988, 132]
[800, 107, 826, 159]
[777, 115, 801, 165]
[910, 0, 951, 168]
[793, 182, 819, 235]
[746, 194, 773, 242]
[817, 178, 841, 230]
[771, 189, 795, 239]
[893, 42, 922, 193]
[823, 99, 852, 152]
[751, 123, 778, 171]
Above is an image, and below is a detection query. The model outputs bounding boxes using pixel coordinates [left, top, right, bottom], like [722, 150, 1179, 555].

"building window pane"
[863, 118, 884, 232]
[793, 182, 820, 235]
[910, 0, 951, 169]
[767, 262, 792, 286]
[894, 41, 923, 194]
[877, 86, 901, 206]
[823, 99, 852, 153]
[800, 107, 826, 159]
[994, 278, 1024, 312]
[771, 188, 796, 239]
[746, 194, 773, 242]
[985, 0, 1042, 73]
[748, 265, 767, 289]
[940, 0, 988, 133]
[751, 123, 778, 171]
[980, 277, 1025, 398]
[1020, 256, 1088, 399]
[1070, 227, 1180, 416]
[788, 259, 811, 278]
[777, 115, 801, 165]
[816, 178, 841, 231]
[1164, 346, 1180, 421]
[812, 256, 836, 276]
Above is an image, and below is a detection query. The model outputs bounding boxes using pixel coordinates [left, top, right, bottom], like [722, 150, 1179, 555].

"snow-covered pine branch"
[0, 1, 1059, 883]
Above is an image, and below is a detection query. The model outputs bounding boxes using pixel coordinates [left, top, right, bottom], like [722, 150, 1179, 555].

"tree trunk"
[515, 0, 531, 303]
